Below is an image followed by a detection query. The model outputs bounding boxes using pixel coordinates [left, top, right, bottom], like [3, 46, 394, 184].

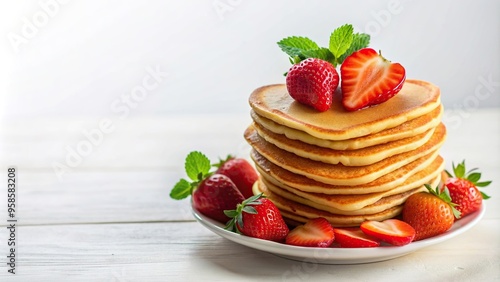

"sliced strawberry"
[360, 219, 415, 246]
[333, 227, 380, 248]
[340, 48, 406, 111]
[286, 58, 339, 112]
[285, 217, 335, 247]
[215, 156, 259, 199]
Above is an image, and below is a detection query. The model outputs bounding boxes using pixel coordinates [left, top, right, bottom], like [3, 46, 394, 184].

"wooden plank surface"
[0, 109, 498, 280]
[0, 221, 498, 281]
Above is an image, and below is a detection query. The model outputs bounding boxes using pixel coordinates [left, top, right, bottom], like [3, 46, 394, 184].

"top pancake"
[250, 104, 442, 150]
[249, 79, 441, 140]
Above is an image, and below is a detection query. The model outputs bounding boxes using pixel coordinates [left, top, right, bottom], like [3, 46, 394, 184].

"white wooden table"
[0, 109, 499, 281]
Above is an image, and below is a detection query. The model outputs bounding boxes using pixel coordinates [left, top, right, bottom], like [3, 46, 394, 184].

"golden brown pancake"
[249, 79, 441, 140]
[253, 180, 404, 227]
[259, 160, 442, 211]
[244, 123, 447, 186]
[261, 177, 432, 215]
[253, 121, 436, 166]
[253, 150, 443, 194]
[250, 105, 443, 150]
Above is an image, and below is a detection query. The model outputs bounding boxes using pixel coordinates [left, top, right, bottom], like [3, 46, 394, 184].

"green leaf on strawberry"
[170, 151, 212, 200]
[425, 183, 461, 219]
[446, 160, 492, 199]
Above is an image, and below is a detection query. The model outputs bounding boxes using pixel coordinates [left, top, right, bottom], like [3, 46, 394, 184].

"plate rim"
[192, 203, 485, 264]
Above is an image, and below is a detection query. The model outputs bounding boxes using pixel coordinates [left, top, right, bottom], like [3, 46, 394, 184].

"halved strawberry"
[360, 219, 415, 246]
[340, 48, 406, 111]
[285, 217, 335, 247]
[332, 227, 380, 248]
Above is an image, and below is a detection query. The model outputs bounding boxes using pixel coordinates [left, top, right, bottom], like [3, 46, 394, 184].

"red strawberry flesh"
[285, 217, 335, 247]
[333, 227, 380, 248]
[360, 219, 415, 246]
[340, 48, 406, 111]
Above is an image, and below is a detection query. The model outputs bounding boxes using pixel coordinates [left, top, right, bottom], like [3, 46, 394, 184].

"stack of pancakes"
[244, 79, 446, 227]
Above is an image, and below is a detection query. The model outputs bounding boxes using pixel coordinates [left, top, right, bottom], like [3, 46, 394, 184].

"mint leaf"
[476, 181, 492, 187]
[329, 24, 354, 60]
[185, 151, 211, 181]
[301, 47, 335, 64]
[338, 33, 370, 64]
[170, 179, 192, 200]
[277, 36, 319, 58]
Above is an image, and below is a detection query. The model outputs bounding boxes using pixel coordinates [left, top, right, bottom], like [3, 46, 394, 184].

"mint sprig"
[277, 24, 370, 68]
[329, 24, 354, 61]
[170, 151, 212, 200]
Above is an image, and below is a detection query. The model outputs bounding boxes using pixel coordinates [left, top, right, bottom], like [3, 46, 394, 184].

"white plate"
[192, 204, 485, 264]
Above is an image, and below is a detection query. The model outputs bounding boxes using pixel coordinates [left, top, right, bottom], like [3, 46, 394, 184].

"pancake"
[261, 177, 436, 215]
[253, 121, 436, 166]
[244, 123, 447, 186]
[249, 79, 441, 140]
[250, 104, 443, 150]
[259, 157, 443, 211]
[252, 150, 443, 194]
[253, 180, 404, 227]
[261, 174, 440, 213]
[278, 208, 403, 227]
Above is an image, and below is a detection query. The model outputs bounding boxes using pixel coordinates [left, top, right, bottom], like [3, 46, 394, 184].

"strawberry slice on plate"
[360, 219, 415, 246]
[285, 217, 335, 247]
[333, 227, 380, 248]
[340, 48, 406, 111]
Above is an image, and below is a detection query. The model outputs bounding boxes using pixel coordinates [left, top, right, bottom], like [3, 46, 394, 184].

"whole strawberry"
[402, 184, 461, 241]
[225, 194, 289, 242]
[192, 174, 245, 223]
[444, 160, 491, 218]
[170, 151, 245, 224]
[214, 156, 259, 199]
[286, 58, 339, 112]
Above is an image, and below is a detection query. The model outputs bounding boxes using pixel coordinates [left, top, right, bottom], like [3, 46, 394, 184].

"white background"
[1, 0, 499, 121]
